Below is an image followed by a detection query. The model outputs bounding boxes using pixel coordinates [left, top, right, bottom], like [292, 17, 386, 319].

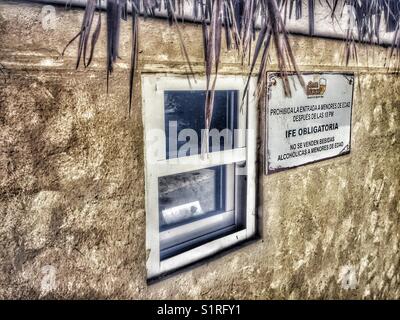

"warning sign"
[266, 73, 354, 173]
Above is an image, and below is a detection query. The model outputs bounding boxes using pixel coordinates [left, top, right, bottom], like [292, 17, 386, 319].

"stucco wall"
[0, 2, 399, 299]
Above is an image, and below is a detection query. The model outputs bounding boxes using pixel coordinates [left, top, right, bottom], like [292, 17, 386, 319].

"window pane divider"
[149, 148, 247, 177]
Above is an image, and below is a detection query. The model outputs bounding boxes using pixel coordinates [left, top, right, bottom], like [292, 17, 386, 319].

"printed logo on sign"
[306, 77, 327, 97]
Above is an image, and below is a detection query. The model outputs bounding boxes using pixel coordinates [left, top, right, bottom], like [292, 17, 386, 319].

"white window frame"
[142, 74, 257, 280]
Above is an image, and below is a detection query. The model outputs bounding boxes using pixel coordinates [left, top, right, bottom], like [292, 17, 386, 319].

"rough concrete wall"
[0, 2, 146, 298]
[0, 2, 399, 299]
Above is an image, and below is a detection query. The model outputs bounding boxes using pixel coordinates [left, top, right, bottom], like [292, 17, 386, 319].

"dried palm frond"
[385, 0, 400, 33]
[167, 0, 196, 84]
[200, 0, 223, 154]
[129, 0, 140, 114]
[243, 0, 304, 103]
[62, 0, 101, 68]
[387, 19, 400, 72]
[63, 0, 400, 130]
[289, 0, 302, 20]
[65, 0, 302, 121]
[58, 0, 316, 144]
[308, 0, 315, 36]
[106, 0, 128, 92]
[269, 0, 305, 94]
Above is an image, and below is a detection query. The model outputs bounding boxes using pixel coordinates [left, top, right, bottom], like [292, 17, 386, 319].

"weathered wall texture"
[0, 2, 399, 299]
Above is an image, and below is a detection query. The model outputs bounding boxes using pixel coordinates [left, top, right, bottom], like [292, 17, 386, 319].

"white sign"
[266, 73, 354, 173]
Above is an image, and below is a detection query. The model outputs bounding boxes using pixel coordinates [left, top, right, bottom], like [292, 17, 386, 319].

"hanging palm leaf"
[129, 0, 140, 114]
[63, 0, 400, 133]
[106, 0, 128, 92]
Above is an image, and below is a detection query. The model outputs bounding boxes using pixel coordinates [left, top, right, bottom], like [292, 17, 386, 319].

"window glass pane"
[159, 165, 226, 229]
[158, 163, 247, 260]
[164, 90, 238, 159]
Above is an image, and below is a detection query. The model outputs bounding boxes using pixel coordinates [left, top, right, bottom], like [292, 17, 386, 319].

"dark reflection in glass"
[158, 165, 226, 230]
[164, 90, 238, 159]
